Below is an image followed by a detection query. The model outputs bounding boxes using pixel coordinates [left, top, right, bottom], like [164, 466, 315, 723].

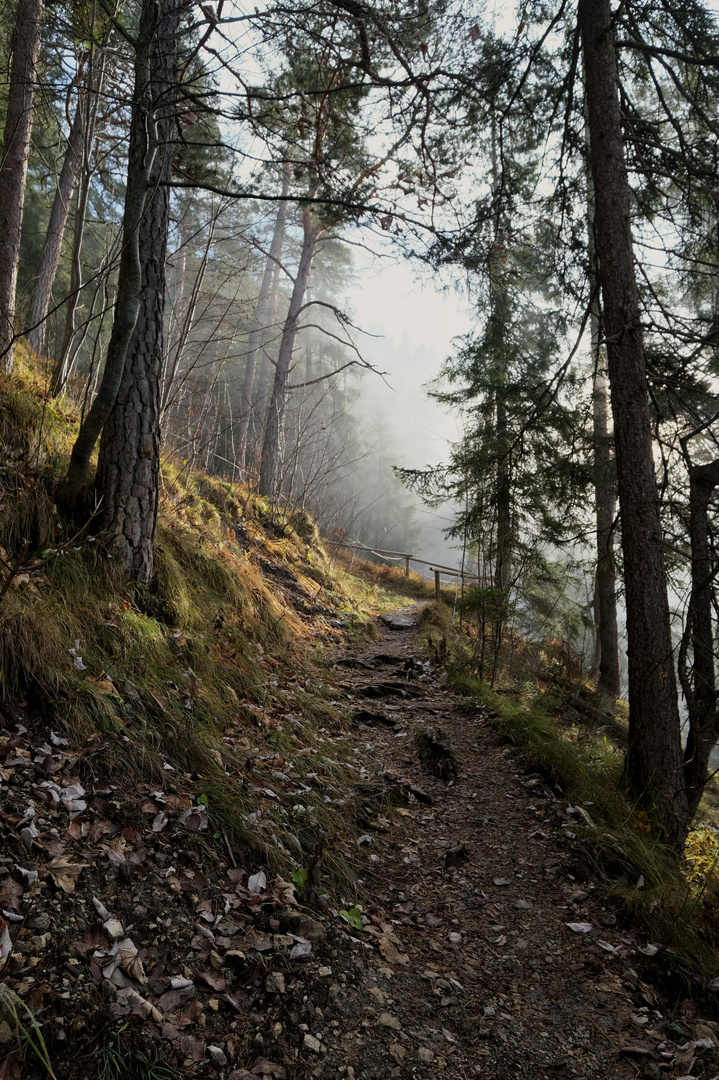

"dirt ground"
[1, 605, 717, 1079]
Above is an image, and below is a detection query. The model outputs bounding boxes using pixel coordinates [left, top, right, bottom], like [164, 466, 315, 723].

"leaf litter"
[0, 608, 717, 1079]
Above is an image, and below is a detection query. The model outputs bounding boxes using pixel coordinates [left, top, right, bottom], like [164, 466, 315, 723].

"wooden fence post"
[405, 556, 411, 577]
[435, 569, 440, 600]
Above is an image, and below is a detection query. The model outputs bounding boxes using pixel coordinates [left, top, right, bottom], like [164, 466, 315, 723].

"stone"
[418, 1047, 434, 1064]
[208, 1045, 228, 1067]
[103, 918, 124, 939]
[0, 1021, 14, 1046]
[378, 1013, 402, 1031]
[318, 966, 332, 977]
[266, 972, 286, 994]
[304, 1034, 322, 1053]
[448, 932, 462, 944]
[279, 910, 327, 943]
[514, 900, 532, 910]
[389, 1043, 407, 1064]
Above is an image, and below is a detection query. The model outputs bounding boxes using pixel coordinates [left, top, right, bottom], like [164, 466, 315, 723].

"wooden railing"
[324, 539, 479, 599]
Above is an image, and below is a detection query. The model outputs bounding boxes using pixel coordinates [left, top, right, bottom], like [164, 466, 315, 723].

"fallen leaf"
[113, 987, 162, 1023]
[378, 936, 409, 965]
[85, 674, 117, 695]
[247, 871, 267, 894]
[48, 856, 88, 893]
[251, 1059, 288, 1079]
[178, 1033, 206, 1061]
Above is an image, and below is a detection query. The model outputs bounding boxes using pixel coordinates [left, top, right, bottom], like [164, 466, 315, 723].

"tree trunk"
[579, 0, 687, 847]
[494, 393, 511, 590]
[26, 78, 87, 355]
[58, 0, 171, 503]
[237, 167, 290, 471]
[259, 198, 320, 499]
[683, 458, 719, 819]
[50, 60, 104, 397]
[93, 0, 178, 583]
[585, 141, 621, 700]
[252, 248, 285, 463]
[592, 356, 621, 698]
[161, 213, 217, 417]
[0, 0, 43, 371]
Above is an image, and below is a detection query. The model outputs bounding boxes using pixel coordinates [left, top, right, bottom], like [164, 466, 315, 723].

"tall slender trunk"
[27, 68, 92, 354]
[682, 458, 719, 819]
[161, 214, 217, 416]
[579, 0, 687, 847]
[259, 198, 321, 499]
[494, 392, 511, 590]
[592, 353, 620, 698]
[252, 250, 285, 459]
[58, 0, 171, 503]
[237, 168, 290, 470]
[0, 0, 43, 371]
[585, 130, 620, 699]
[93, 0, 178, 583]
[51, 50, 105, 397]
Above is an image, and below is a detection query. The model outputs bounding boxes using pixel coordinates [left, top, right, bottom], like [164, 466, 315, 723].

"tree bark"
[585, 143, 621, 700]
[0, 0, 43, 371]
[93, 0, 179, 583]
[26, 78, 87, 355]
[579, 0, 688, 847]
[58, 0, 171, 503]
[259, 197, 321, 499]
[683, 458, 719, 819]
[592, 355, 621, 699]
[50, 58, 104, 397]
[236, 166, 290, 471]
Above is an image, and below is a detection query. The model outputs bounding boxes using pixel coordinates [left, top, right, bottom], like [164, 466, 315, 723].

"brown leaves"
[85, 673, 117, 695]
[377, 935, 408, 965]
[47, 856, 88, 893]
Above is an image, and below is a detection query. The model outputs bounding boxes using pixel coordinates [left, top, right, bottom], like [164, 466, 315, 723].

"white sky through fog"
[344, 250, 474, 566]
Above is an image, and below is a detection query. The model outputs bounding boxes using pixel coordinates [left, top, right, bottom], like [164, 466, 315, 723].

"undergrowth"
[0, 352, 417, 889]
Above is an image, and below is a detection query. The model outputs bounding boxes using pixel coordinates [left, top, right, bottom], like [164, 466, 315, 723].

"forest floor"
[3, 602, 719, 1080]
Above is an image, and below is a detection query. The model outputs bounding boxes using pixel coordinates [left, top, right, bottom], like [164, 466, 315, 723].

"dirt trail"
[301, 605, 709, 1080]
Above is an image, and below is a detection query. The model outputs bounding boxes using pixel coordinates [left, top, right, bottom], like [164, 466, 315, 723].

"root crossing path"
[309, 605, 698, 1080]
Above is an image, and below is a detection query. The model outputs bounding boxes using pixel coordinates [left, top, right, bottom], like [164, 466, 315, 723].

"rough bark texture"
[259, 200, 320, 499]
[579, 0, 687, 846]
[93, 0, 179, 584]
[0, 0, 43, 371]
[26, 84, 86, 355]
[683, 459, 719, 818]
[586, 163, 621, 700]
[58, 0, 171, 502]
[592, 359, 620, 699]
[236, 168, 290, 470]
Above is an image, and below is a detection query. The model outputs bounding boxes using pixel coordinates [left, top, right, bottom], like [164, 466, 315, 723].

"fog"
[344, 253, 473, 573]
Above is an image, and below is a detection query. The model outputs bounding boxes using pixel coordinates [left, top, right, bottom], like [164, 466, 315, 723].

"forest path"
[312, 605, 690, 1080]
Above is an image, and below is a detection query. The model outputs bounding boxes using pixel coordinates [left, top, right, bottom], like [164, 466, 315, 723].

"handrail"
[326, 537, 479, 593]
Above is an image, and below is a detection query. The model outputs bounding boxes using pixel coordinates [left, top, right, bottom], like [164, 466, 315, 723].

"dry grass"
[0, 355, 402, 885]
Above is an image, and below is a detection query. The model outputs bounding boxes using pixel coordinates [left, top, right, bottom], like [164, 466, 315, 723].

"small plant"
[100, 1024, 176, 1080]
[291, 867, 309, 891]
[339, 906, 364, 931]
[0, 984, 58, 1080]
